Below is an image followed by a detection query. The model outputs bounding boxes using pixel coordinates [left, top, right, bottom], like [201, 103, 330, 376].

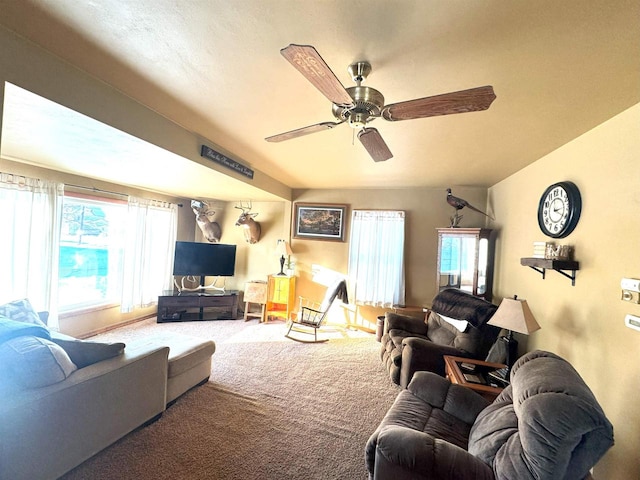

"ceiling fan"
[265, 44, 496, 162]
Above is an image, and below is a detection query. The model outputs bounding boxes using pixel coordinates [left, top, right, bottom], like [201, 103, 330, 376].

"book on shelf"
[532, 241, 551, 258]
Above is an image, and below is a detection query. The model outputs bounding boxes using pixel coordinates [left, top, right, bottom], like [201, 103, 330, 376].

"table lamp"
[275, 239, 293, 276]
[487, 295, 541, 379]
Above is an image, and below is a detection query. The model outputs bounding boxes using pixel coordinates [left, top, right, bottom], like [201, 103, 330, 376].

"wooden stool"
[244, 281, 267, 322]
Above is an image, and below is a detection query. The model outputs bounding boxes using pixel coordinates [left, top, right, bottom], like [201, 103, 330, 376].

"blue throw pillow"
[0, 335, 77, 389]
[0, 317, 51, 344]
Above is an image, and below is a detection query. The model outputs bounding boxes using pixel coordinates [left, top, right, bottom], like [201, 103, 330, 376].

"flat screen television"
[173, 241, 236, 277]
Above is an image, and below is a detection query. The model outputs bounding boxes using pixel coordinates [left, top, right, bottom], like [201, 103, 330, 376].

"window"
[59, 193, 178, 313]
[348, 210, 405, 307]
[1, 171, 178, 326]
[59, 195, 127, 311]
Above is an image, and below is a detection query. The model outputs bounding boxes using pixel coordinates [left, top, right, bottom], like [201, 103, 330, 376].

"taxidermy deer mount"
[191, 200, 221, 243]
[235, 201, 261, 244]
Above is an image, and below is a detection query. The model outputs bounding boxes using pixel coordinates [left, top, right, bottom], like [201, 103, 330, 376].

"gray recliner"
[366, 350, 614, 480]
[381, 288, 500, 387]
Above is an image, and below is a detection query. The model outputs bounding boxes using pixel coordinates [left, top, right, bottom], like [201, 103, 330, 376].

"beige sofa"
[0, 300, 215, 480]
[0, 334, 170, 480]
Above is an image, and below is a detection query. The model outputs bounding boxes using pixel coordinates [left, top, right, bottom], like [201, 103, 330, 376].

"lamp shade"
[275, 239, 293, 257]
[487, 296, 541, 335]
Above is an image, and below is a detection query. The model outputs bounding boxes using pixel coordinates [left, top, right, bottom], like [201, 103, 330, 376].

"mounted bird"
[446, 188, 493, 227]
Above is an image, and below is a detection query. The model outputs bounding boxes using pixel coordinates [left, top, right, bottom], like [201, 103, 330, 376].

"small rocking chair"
[285, 279, 348, 343]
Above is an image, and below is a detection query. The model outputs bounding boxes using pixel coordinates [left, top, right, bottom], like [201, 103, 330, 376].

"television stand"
[157, 290, 239, 322]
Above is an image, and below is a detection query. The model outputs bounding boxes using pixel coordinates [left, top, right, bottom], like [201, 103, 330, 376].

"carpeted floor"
[60, 318, 401, 480]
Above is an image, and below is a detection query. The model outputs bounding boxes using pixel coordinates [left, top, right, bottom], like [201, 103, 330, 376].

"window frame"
[58, 191, 128, 314]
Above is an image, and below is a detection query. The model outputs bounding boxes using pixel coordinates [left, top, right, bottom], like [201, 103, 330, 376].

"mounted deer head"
[191, 200, 221, 243]
[235, 201, 261, 244]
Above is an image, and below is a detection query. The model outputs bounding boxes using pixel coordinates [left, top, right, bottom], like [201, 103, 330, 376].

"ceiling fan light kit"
[267, 44, 497, 162]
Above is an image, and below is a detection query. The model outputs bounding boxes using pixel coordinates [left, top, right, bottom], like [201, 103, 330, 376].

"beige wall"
[291, 187, 489, 327]
[210, 200, 290, 290]
[488, 103, 640, 480]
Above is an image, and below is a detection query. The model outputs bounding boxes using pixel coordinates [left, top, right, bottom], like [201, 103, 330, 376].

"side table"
[266, 275, 296, 322]
[443, 355, 506, 402]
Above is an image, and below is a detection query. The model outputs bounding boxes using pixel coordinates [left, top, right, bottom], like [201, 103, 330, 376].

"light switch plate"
[621, 278, 640, 292]
[625, 314, 640, 332]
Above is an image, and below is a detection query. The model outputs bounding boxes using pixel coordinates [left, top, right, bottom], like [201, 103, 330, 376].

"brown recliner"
[381, 288, 499, 387]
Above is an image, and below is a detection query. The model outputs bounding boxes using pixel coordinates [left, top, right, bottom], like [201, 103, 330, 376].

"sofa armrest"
[384, 312, 427, 336]
[408, 371, 491, 425]
[373, 425, 494, 480]
[399, 336, 468, 386]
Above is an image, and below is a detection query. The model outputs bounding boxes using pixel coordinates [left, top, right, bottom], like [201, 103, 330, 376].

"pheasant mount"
[446, 188, 493, 227]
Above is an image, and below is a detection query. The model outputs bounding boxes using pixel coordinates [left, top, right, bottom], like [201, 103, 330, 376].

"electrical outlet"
[621, 278, 640, 303]
[625, 314, 640, 332]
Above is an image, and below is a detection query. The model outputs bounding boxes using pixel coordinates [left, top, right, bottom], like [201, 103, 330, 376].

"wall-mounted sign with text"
[200, 145, 254, 179]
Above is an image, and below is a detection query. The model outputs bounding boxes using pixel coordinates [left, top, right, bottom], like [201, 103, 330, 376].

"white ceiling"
[0, 0, 638, 201]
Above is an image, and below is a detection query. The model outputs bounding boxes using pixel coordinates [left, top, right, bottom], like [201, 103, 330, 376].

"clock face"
[537, 181, 582, 238]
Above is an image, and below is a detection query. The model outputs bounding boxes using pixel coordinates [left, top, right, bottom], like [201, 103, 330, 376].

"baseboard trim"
[76, 314, 156, 339]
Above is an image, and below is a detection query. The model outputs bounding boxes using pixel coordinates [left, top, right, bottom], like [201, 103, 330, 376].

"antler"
[235, 200, 253, 213]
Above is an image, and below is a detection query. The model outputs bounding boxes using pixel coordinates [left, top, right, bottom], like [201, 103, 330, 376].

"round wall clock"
[537, 181, 582, 238]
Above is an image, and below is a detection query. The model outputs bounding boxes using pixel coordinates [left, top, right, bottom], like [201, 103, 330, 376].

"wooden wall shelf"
[520, 257, 580, 286]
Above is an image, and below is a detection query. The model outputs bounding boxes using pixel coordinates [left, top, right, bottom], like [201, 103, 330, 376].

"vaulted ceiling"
[0, 0, 638, 201]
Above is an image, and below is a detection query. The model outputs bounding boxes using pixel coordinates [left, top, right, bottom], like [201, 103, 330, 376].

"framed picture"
[293, 203, 348, 242]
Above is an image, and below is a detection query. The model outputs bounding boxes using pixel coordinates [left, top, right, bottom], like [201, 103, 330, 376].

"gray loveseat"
[366, 350, 614, 480]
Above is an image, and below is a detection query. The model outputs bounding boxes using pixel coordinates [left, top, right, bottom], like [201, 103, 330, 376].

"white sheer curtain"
[120, 197, 177, 313]
[348, 210, 405, 307]
[0, 173, 63, 328]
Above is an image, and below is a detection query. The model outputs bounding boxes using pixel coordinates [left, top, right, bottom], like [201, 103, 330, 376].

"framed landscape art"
[293, 203, 347, 242]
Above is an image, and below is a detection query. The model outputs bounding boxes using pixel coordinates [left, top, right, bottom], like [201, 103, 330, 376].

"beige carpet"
[60, 318, 401, 480]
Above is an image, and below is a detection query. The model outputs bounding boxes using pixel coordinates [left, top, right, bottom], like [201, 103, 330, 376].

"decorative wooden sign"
[200, 145, 254, 179]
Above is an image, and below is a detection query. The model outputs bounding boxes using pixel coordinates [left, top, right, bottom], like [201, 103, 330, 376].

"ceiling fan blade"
[280, 44, 354, 107]
[265, 121, 343, 143]
[381, 85, 496, 121]
[358, 127, 393, 162]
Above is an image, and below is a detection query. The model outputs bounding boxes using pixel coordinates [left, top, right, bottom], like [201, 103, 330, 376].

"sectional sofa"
[0, 299, 215, 480]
